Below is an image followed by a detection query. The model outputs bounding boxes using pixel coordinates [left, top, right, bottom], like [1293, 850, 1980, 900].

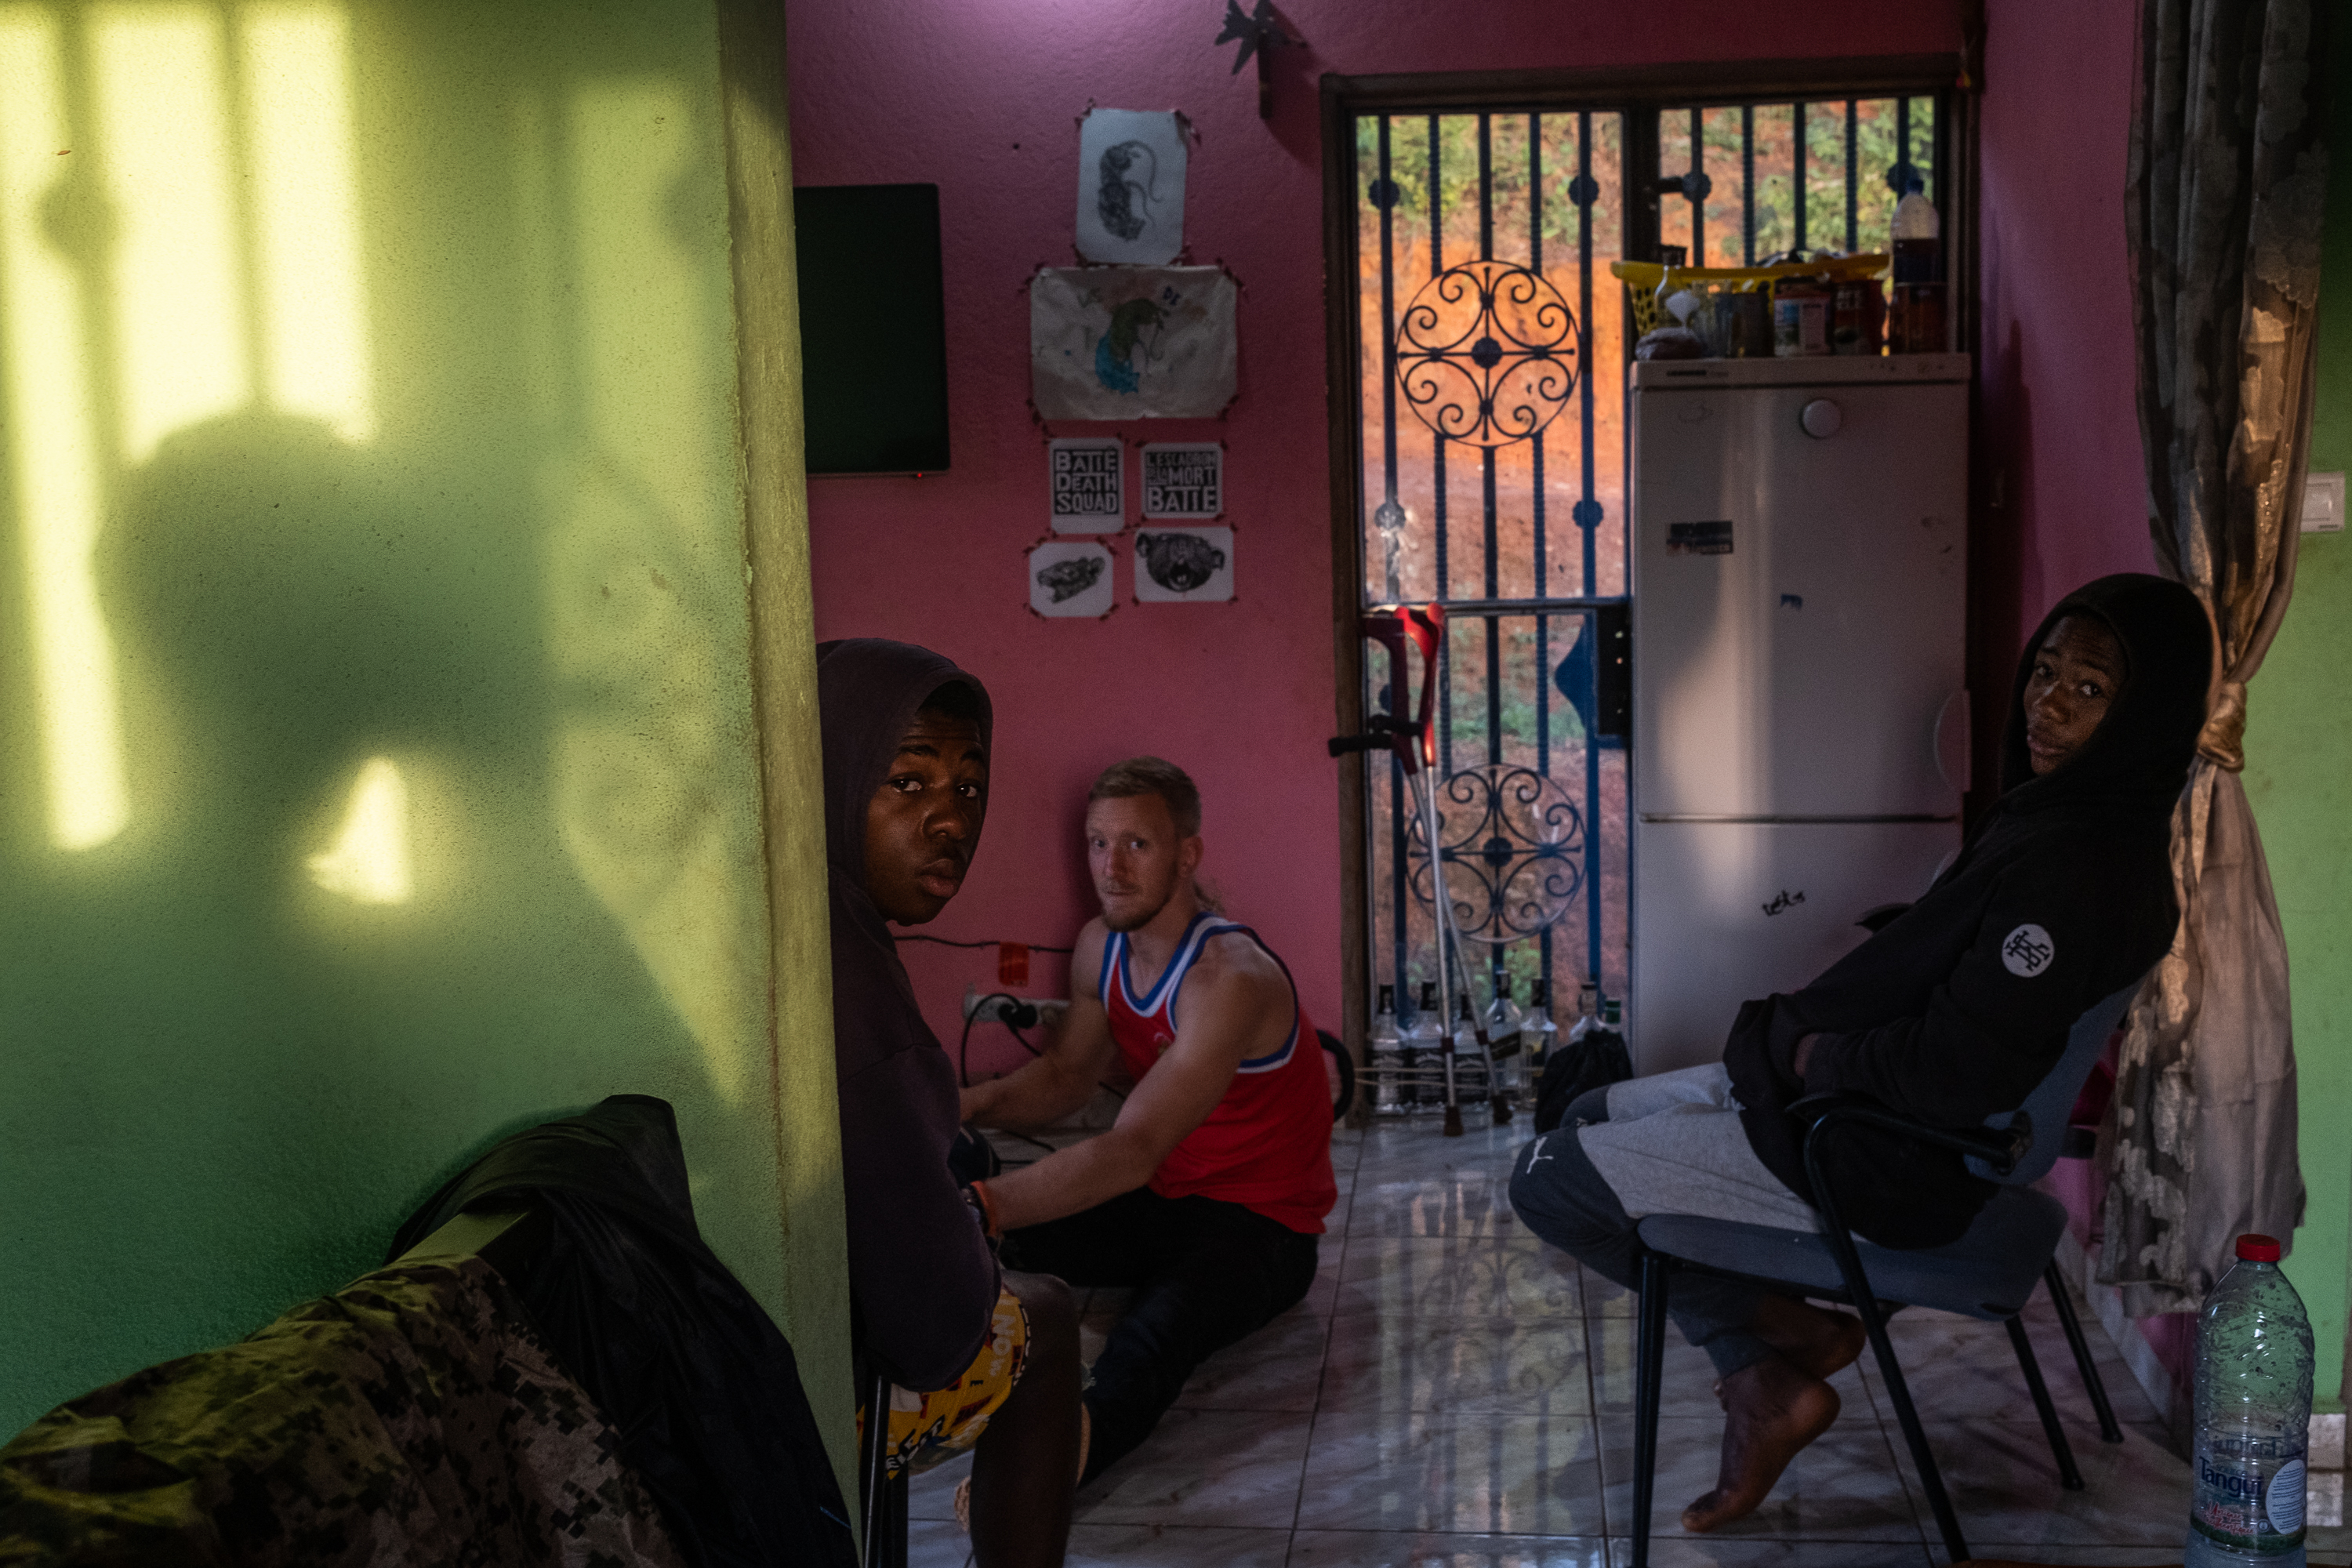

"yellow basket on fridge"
[1612, 256, 1889, 336]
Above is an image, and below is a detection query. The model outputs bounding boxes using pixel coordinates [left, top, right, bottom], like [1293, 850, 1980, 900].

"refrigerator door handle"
[1935, 689, 1972, 793]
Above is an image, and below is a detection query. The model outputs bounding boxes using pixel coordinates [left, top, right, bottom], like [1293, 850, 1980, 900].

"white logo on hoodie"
[2002, 924, 2056, 977]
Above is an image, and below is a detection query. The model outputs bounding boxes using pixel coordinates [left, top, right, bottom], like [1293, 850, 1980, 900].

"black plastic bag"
[388, 1096, 857, 1568]
[1532, 1027, 1634, 1133]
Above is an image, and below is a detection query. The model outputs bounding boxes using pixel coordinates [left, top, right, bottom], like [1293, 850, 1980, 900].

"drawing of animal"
[1036, 555, 1105, 604]
[1135, 532, 1225, 593]
[1096, 140, 1157, 241]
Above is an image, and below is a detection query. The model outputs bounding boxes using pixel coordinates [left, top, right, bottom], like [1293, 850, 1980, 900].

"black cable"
[895, 934, 1074, 954]
[957, 993, 1020, 1087]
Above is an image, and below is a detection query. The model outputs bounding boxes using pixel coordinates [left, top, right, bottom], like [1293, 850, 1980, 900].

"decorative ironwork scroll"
[1405, 764, 1585, 943]
[1396, 260, 1580, 448]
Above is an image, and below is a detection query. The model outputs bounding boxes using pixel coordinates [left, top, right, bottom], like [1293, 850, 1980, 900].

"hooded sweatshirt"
[1722, 573, 2211, 1248]
[818, 638, 998, 1391]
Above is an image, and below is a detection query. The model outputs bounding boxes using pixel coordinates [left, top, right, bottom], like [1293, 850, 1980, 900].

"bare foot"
[1711, 1298, 1867, 1408]
[1748, 1295, 1867, 1382]
[1682, 1354, 1840, 1533]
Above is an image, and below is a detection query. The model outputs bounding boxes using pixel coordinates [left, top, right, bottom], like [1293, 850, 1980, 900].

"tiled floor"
[911, 1118, 2347, 1567]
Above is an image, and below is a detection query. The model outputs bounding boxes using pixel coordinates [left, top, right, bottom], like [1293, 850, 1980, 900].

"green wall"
[2242, 18, 2352, 1413]
[0, 0, 851, 1479]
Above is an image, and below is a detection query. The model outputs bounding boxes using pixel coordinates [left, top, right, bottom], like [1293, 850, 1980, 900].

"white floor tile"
[1065, 1523, 1293, 1566]
[1073, 1406, 1315, 1529]
[1595, 1414, 1926, 1544]
[1296, 1406, 1607, 1537]
[1334, 1235, 1582, 1323]
[1853, 1308, 2162, 1428]
[1609, 1538, 1935, 1566]
[1320, 1315, 1592, 1417]
[906, 1517, 972, 1568]
[1288, 1529, 1610, 1566]
[1886, 1417, 2190, 1549]
[1170, 1311, 1329, 1414]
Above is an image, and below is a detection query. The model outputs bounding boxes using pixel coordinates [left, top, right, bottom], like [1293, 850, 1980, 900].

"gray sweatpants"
[1508, 1064, 1820, 1378]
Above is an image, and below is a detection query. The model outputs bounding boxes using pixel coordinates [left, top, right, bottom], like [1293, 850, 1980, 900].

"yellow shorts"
[859, 1285, 1029, 1477]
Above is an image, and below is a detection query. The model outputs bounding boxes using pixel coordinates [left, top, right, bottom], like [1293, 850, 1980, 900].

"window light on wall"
[0, 0, 373, 853]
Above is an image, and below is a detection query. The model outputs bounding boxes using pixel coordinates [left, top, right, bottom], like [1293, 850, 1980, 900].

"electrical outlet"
[2303, 470, 2345, 534]
[962, 986, 1044, 1025]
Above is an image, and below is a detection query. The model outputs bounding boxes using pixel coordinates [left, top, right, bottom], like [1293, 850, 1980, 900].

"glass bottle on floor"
[1566, 982, 1601, 1046]
[1483, 976, 1525, 1098]
[1452, 991, 1487, 1099]
[1522, 978, 1558, 1073]
[1368, 983, 1405, 1114]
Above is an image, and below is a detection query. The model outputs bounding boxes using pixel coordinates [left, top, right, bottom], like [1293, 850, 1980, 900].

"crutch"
[1330, 604, 1507, 1135]
[1399, 732, 1512, 1128]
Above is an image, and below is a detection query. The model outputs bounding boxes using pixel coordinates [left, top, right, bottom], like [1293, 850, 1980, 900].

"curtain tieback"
[2197, 678, 2249, 771]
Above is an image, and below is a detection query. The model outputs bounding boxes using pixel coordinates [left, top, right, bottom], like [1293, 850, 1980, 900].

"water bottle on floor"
[2184, 1233, 2313, 1567]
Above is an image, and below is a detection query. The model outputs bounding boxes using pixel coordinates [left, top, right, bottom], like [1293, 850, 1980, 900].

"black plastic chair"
[1626, 982, 2140, 1566]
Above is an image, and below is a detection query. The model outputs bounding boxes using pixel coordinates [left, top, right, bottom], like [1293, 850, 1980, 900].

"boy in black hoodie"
[818, 638, 1082, 1566]
[1509, 574, 2211, 1532]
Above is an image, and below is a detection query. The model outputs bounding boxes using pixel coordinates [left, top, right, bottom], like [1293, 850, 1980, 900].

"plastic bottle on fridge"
[1891, 177, 1939, 281]
[2184, 1233, 2314, 1567]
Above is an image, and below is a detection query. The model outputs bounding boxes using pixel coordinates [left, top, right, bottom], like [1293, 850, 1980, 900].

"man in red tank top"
[959, 757, 1337, 1483]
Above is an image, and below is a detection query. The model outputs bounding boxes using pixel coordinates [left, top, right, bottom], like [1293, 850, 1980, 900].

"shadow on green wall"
[0, 0, 795, 1435]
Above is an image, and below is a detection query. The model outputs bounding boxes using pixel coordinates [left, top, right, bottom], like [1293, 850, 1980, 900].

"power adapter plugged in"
[961, 987, 1041, 1029]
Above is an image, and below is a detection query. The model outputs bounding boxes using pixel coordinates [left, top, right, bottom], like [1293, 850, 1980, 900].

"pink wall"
[787, 0, 1960, 1076]
[1971, 0, 2153, 800]
[1978, 0, 2186, 1396]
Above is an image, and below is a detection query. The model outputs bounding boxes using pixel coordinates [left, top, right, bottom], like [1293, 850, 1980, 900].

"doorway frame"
[1316, 55, 1976, 1110]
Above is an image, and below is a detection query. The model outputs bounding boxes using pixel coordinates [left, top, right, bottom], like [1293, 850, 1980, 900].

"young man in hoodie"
[1508, 575, 2212, 1534]
[817, 638, 1081, 1568]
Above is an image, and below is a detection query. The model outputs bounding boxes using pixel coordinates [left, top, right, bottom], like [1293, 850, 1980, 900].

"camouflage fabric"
[0, 1257, 684, 1567]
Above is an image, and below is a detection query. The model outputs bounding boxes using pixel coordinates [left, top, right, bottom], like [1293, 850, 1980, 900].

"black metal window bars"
[1347, 89, 1944, 1079]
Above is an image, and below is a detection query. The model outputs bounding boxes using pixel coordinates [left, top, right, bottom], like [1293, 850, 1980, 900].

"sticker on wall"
[1030, 265, 1238, 421]
[1076, 108, 1188, 266]
[1133, 526, 1233, 603]
[1666, 520, 1734, 557]
[1029, 539, 1116, 618]
[1048, 437, 1124, 532]
[1140, 442, 1223, 519]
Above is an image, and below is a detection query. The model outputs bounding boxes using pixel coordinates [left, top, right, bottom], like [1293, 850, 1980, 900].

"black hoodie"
[818, 638, 999, 1390]
[1722, 573, 2212, 1248]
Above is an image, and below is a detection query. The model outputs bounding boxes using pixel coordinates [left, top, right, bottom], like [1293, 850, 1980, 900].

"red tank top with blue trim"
[1100, 912, 1338, 1234]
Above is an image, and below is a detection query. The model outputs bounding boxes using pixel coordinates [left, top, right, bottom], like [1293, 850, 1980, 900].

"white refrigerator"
[1628, 354, 1971, 1074]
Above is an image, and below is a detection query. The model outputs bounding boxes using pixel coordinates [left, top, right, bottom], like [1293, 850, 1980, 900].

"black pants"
[1506, 1085, 1772, 1379]
[1000, 1186, 1319, 1483]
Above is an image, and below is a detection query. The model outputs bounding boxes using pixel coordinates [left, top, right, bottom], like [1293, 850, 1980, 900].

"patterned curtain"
[2100, 0, 2329, 1316]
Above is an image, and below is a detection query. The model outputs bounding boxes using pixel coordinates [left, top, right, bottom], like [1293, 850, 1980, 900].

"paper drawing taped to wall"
[1030, 266, 1237, 420]
[1140, 442, 1222, 517]
[1133, 526, 1233, 603]
[1076, 108, 1187, 266]
[1048, 437, 1123, 532]
[1029, 539, 1116, 617]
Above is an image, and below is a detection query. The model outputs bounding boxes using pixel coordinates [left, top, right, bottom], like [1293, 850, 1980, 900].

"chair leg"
[2006, 1314, 2085, 1490]
[1632, 1247, 1670, 1568]
[883, 1470, 909, 1568]
[1818, 1229, 1972, 1565]
[2044, 1260, 2124, 1443]
[862, 1368, 895, 1568]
